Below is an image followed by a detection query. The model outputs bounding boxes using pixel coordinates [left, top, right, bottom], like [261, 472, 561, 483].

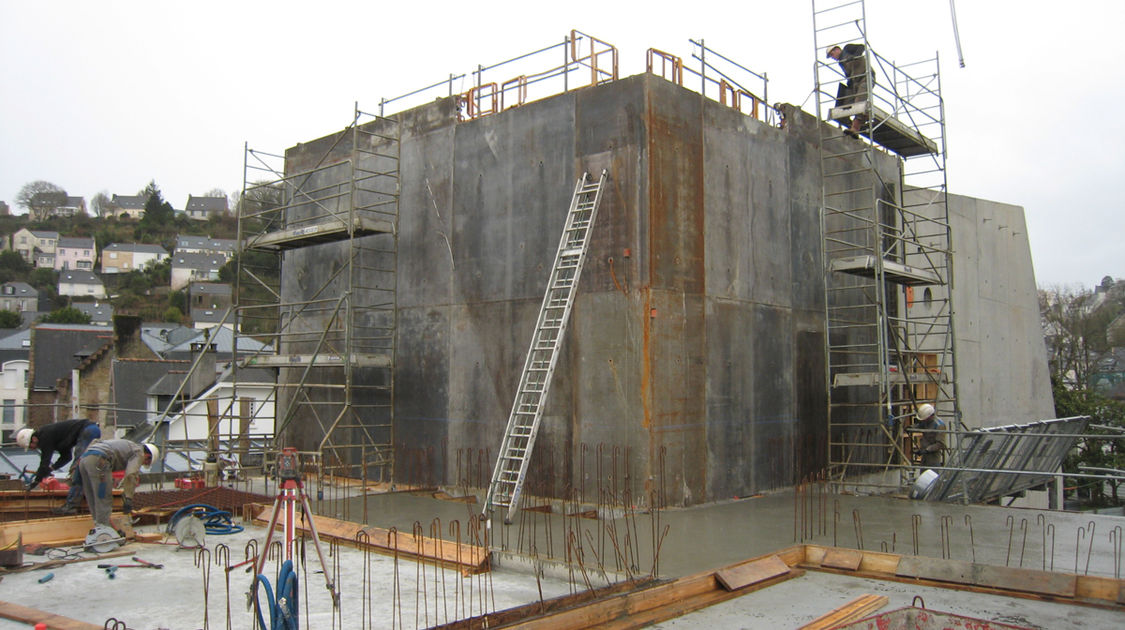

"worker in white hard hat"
[15, 418, 101, 514]
[909, 403, 946, 468]
[78, 439, 157, 529]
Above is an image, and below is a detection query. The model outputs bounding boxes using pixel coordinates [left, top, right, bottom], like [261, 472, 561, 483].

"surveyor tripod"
[247, 448, 339, 626]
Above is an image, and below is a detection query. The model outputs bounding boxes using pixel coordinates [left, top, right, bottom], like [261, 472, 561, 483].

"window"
[2, 400, 14, 425]
[110, 252, 117, 259]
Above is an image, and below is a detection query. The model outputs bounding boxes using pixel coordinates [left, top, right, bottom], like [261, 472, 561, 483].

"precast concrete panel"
[398, 123, 456, 308]
[646, 78, 705, 295]
[396, 305, 451, 480]
[705, 298, 756, 500]
[786, 123, 825, 312]
[749, 302, 796, 492]
[647, 288, 708, 505]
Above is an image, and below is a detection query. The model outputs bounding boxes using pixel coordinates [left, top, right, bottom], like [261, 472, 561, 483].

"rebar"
[1018, 518, 1028, 568]
[1111, 526, 1123, 579]
[852, 509, 863, 550]
[214, 543, 232, 630]
[911, 514, 921, 556]
[1005, 514, 1015, 567]
[964, 514, 975, 563]
[195, 546, 212, 630]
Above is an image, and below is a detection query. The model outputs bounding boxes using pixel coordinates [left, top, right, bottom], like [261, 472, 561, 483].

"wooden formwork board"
[247, 504, 489, 574]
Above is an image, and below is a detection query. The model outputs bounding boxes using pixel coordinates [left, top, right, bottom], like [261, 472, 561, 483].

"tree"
[1040, 286, 1121, 389]
[139, 181, 175, 227]
[42, 306, 91, 325]
[90, 191, 113, 218]
[0, 310, 22, 329]
[1057, 379, 1125, 505]
[163, 306, 184, 323]
[16, 180, 64, 211]
[0, 250, 30, 284]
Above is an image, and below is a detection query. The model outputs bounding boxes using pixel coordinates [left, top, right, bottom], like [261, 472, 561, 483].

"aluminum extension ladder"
[484, 169, 607, 523]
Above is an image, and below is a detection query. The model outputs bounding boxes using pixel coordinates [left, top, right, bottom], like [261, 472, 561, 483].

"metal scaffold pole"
[812, 0, 957, 493]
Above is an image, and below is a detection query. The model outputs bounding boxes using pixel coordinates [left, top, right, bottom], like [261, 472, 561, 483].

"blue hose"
[255, 559, 299, 630]
[166, 503, 245, 535]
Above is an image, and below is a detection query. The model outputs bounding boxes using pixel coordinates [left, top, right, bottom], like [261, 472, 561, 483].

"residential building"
[0, 329, 30, 441]
[170, 253, 227, 290]
[0, 282, 41, 313]
[26, 323, 114, 426]
[73, 302, 114, 326]
[55, 236, 96, 270]
[184, 195, 229, 221]
[101, 243, 169, 274]
[174, 235, 237, 257]
[12, 228, 58, 267]
[58, 270, 106, 299]
[54, 196, 87, 218]
[188, 283, 232, 329]
[140, 323, 270, 363]
[110, 194, 147, 220]
[28, 191, 71, 221]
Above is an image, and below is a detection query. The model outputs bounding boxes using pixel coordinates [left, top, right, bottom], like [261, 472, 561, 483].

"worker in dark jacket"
[909, 403, 946, 468]
[79, 439, 157, 528]
[16, 419, 101, 513]
[827, 43, 872, 135]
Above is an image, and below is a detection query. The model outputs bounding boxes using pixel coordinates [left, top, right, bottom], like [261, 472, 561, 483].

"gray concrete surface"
[5, 490, 1123, 628]
[276, 71, 1054, 509]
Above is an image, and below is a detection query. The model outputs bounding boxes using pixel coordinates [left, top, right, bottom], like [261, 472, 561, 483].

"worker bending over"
[910, 403, 946, 468]
[78, 439, 158, 529]
[16, 418, 101, 513]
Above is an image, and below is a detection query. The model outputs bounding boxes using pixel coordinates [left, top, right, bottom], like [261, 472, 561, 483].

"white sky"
[1, 1, 1121, 288]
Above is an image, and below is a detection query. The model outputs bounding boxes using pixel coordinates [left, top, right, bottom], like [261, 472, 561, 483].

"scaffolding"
[234, 105, 400, 481]
[813, 0, 958, 491]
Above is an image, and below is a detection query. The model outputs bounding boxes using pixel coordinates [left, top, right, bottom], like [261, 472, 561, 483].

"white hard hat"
[15, 428, 34, 450]
[916, 403, 935, 421]
[142, 443, 160, 464]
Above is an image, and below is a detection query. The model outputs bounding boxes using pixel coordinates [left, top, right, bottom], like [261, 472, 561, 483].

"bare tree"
[16, 180, 65, 212]
[1040, 285, 1120, 389]
[90, 191, 112, 218]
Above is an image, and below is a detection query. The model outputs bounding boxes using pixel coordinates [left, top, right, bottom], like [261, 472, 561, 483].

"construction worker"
[15, 418, 101, 513]
[78, 439, 157, 529]
[826, 43, 872, 136]
[909, 403, 946, 468]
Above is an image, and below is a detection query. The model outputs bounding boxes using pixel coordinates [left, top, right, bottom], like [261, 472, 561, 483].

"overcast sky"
[1, 1, 1121, 288]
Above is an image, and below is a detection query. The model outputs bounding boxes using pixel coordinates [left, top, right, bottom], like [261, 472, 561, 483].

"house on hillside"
[110, 194, 147, 220]
[140, 323, 270, 363]
[188, 283, 232, 329]
[12, 228, 58, 267]
[55, 196, 87, 218]
[0, 329, 30, 441]
[55, 236, 96, 271]
[74, 302, 114, 326]
[0, 282, 43, 313]
[101, 243, 169, 274]
[184, 196, 229, 221]
[174, 235, 236, 258]
[170, 252, 226, 290]
[58, 270, 106, 299]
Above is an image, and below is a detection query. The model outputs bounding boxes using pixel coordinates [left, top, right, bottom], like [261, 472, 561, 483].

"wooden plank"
[715, 555, 789, 591]
[797, 593, 888, 630]
[0, 600, 103, 629]
[821, 548, 863, 571]
[896, 556, 1077, 597]
[252, 510, 489, 573]
[0, 514, 134, 547]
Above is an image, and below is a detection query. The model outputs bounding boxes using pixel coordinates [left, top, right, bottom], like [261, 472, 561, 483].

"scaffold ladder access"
[485, 170, 607, 522]
[813, 0, 958, 491]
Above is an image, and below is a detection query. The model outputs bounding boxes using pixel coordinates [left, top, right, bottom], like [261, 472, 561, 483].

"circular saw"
[84, 525, 124, 553]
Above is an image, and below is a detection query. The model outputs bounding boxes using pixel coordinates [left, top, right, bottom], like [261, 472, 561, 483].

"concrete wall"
[280, 73, 1052, 506]
[945, 193, 1054, 427]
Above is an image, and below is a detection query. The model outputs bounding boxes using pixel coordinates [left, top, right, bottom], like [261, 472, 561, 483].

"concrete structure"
[54, 235, 96, 270]
[0, 358, 28, 439]
[100, 242, 169, 274]
[276, 72, 1052, 507]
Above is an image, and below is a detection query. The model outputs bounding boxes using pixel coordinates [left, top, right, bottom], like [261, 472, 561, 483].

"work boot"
[52, 502, 76, 515]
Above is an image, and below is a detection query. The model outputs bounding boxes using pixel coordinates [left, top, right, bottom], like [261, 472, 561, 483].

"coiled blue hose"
[166, 503, 245, 535]
[255, 559, 299, 630]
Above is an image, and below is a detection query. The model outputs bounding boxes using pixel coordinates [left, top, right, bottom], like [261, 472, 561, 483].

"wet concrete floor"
[4, 485, 1124, 628]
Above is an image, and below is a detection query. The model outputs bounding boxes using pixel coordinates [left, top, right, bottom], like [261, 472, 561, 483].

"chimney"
[188, 341, 217, 395]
